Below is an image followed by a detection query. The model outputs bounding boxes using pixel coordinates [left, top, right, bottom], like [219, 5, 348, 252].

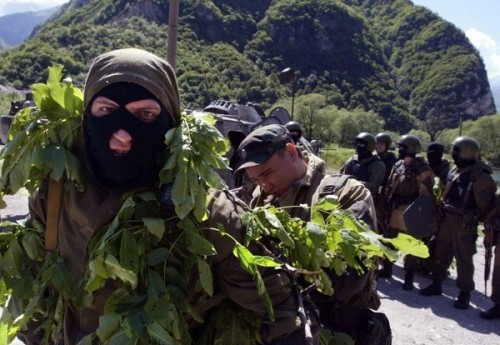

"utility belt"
[391, 194, 418, 208]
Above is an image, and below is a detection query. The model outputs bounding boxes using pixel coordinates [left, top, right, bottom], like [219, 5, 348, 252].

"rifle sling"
[45, 179, 63, 252]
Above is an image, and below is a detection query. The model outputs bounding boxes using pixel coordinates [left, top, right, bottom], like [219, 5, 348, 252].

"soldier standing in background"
[420, 136, 497, 310]
[340, 132, 386, 197]
[380, 135, 435, 291]
[420, 142, 452, 275]
[375, 132, 398, 233]
[285, 120, 315, 154]
[427, 142, 451, 188]
[481, 194, 500, 319]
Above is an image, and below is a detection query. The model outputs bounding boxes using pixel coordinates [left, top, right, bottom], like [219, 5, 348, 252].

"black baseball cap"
[235, 124, 293, 173]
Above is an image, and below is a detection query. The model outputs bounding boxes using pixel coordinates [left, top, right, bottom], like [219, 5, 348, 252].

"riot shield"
[403, 194, 438, 239]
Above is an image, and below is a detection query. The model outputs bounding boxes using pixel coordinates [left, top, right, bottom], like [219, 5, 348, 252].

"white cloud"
[465, 28, 500, 78]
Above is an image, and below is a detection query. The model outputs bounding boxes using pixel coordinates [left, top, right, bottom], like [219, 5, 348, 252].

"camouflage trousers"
[431, 212, 477, 292]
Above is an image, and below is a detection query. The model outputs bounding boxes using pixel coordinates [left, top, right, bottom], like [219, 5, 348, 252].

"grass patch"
[320, 143, 354, 173]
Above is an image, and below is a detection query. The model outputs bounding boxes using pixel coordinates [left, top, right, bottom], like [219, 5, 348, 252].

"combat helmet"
[451, 136, 480, 160]
[397, 134, 422, 154]
[356, 132, 376, 152]
[375, 132, 392, 147]
[285, 121, 302, 135]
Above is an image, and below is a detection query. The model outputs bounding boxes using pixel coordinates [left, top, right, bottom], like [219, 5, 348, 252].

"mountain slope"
[0, 5, 62, 47]
[354, 0, 495, 126]
[0, 0, 495, 132]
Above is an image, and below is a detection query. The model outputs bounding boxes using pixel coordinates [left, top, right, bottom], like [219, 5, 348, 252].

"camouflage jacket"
[251, 154, 380, 311]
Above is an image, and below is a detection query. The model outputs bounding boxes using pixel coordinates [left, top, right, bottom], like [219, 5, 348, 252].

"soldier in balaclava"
[20, 48, 306, 345]
[420, 136, 496, 310]
[382, 135, 435, 290]
[285, 120, 315, 154]
[426, 142, 451, 187]
[341, 132, 386, 197]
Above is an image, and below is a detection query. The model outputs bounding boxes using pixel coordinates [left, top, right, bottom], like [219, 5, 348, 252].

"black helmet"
[427, 142, 445, 155]
[285, 121, 302, 133]
[375, 132, 392, 147]
[397, 134, 422, 154]
[356, 132, 376, 152]
[451, 136, 480, 160]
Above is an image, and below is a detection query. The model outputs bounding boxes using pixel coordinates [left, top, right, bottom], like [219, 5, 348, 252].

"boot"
[378, 261, 393, 278]
[453, 290, 471, 310]
[480, 304, 500, 320]
[402, 270, 414, 291]
[419, 281, 442, 296]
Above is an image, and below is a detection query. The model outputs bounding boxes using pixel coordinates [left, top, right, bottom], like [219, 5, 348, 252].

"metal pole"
[459, 113, 463, 136]
[167, 0, 180, 69]
[291, 82, 295, 121]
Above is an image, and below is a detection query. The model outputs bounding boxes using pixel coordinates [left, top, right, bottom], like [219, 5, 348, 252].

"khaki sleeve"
[335, 178, 377, 231]
[417, 170, 434, 196]
[203, 190, 296, 317]
[366, 160, 386, 195]
[473, 173, 497, 221]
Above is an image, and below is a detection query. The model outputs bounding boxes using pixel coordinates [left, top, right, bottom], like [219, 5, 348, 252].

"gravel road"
[1, 191, 500, 344]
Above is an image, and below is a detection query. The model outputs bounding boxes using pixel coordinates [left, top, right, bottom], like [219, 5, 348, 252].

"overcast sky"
[2, 0, 499, 80]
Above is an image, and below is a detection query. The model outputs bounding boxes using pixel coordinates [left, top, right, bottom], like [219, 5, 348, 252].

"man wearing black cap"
[236, 124, 383, 344]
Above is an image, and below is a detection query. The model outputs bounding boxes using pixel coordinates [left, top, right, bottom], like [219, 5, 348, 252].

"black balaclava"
[356, 139, 372, 159]
[289, 131, 301, 144]
[398, 145, 412, 160]
[427, 142, 444, 166]
[84, 82, 172, 191]
[452, 146, 475, 169]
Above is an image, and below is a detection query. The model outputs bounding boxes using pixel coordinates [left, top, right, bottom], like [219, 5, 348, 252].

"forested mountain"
[0, 0, 495, 133]
[0, 5, 61, 47]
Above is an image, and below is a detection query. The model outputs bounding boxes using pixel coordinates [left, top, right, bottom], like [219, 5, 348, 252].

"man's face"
[245, 149, 298, 197]
[376, 141, 387, 154]
[91, 96, 162, 155]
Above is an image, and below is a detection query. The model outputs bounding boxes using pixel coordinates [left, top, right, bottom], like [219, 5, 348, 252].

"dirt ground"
[1, 192, 500, 344]
[377, 242, 500, 345]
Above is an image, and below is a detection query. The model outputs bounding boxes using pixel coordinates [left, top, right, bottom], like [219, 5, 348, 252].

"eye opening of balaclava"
[84, 82, 173, 191]
[356, 139, 372, 159]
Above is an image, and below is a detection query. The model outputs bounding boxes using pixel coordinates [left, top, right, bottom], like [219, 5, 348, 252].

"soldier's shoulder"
[318, 173, 359, 197]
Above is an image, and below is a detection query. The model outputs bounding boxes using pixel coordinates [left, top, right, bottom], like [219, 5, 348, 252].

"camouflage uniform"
[375, 150, 398, 235]
[19, 49, 303, 345]
[481, 195, 500, 319]
[385, 157, 434, 271]
[251, 152, 381, 342]
[431, 162, 496, 294]
[430, 159, 451, 187]
[340, 154, 386, 197]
